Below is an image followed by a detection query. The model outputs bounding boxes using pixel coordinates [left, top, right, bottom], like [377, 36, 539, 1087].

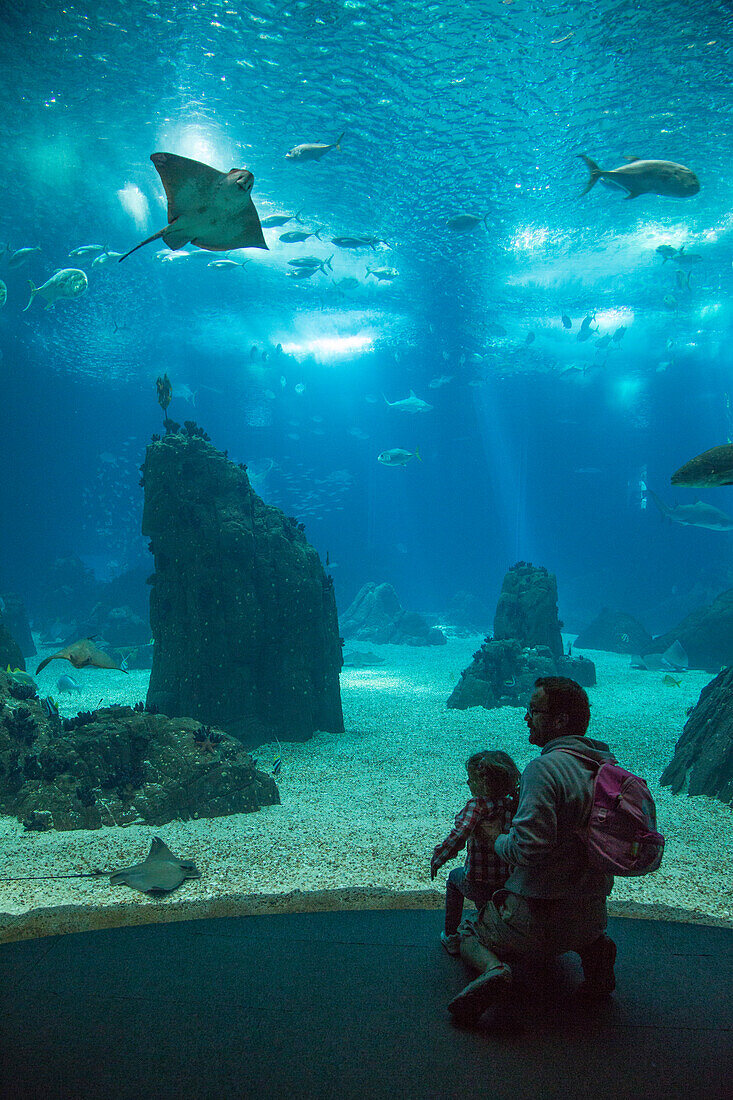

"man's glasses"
[526, 706, 551, 717]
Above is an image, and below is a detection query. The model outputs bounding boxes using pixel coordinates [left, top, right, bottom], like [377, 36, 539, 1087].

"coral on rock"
[0, 673, 280, 831]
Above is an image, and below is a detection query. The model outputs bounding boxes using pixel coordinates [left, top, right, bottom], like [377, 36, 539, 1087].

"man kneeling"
[449, 677, 617, 1026]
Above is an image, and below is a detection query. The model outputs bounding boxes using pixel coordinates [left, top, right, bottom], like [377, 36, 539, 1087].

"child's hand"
[430, 856, 441, 880]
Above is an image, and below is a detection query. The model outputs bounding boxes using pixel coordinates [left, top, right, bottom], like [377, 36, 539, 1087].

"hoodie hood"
[540, 734, 616, 765]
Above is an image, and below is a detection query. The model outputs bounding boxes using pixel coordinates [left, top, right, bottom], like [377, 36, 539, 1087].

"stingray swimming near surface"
[119, 152, 268, 262]
[109, 838, 201, 895]
[35, 638, 126, 676]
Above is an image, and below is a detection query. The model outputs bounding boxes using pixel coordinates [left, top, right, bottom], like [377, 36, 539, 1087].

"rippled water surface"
[1, 0, 731, 372]
[2, 0, 733, 619]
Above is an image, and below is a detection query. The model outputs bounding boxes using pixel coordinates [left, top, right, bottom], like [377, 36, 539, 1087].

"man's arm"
[493, 759, 560, 867]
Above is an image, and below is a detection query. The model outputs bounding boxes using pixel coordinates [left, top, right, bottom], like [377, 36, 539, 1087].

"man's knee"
[459, 934, 503, 973]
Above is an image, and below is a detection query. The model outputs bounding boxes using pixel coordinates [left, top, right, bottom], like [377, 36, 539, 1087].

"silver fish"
[5, 246, 41, 267]
[332, 236, 382, 250]
[285, 133, 344, 161]
[208, 257, 249, 268]
[23, 268, 88, 311]
[288, 255, 333, 271]
[579, 155, 700, 199]
[91, 250, 123, 268]
[377, 447, 421, 466]
[260, 212, 303, 228]
[69, 244, 105, 256]
[365, 266, 398, 281]
[280, 230, 321, 244]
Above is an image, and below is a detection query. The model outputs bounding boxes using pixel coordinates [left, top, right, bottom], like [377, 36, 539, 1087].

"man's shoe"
[440, 932, 462, 956]
[447, 963, 512, 1025]
[578, 934, 617, 997]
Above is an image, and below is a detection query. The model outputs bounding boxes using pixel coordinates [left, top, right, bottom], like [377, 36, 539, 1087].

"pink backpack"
[559, 748, 665, 877]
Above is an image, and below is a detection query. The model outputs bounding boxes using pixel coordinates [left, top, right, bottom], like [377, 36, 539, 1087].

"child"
[431, 749, 520, 955]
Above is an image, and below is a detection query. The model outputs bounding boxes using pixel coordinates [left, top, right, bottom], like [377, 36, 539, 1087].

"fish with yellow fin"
[6, 666, 37, 689]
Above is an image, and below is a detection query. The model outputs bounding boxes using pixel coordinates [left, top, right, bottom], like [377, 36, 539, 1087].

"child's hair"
[466, 750, 521, 799]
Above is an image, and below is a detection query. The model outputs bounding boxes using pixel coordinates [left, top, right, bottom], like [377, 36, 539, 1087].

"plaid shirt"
[432, 794, 516, 887]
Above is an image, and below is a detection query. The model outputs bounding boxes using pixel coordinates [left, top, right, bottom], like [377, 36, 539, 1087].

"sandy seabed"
[1, 637, 731, 942]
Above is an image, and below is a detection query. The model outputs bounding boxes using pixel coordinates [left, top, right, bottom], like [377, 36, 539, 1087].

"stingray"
[0, 839, 200, 895]
[342, 650, 387, 668]
[119, 152, 268, 262]
[109, 837, 201, 895]
[36, 637, 126, 676]
[632, 640, 689, 673]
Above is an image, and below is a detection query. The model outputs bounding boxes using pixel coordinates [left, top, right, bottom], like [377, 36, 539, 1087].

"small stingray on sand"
[119, 152, 268, 261]
[342, 650, 387, 668]
[36, 638, 126, 676]
[109, 838, 201, 895]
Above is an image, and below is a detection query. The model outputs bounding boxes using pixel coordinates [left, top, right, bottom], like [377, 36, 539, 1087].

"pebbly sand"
[1, 636, 731, 943]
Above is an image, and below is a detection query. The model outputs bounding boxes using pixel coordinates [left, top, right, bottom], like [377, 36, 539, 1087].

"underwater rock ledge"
[661, 664, 733, 805]
[0, 672, 279, 831]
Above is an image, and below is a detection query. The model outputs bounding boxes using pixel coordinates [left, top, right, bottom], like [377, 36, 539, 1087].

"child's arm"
[430, 799, 488, 878]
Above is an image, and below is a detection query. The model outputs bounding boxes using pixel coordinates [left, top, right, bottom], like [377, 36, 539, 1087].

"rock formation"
[447, 639, 595, 711]
[493, 562, 563, 660]
[447, 562, 595, 711]
[142, 427, 344, 748]
[645, 589, 733, 670]
[447, 639, 556, 710]
[573, 608, 653, 654]
[0, 672, 279, 830]
[0, 621, 24, 671]
[0, 594, 35, 657]
[660, 667, 733, 806]
[340, 582, 446, 646]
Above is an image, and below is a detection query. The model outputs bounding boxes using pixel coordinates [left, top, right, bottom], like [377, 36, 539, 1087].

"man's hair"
[534, 677, 590, 735]
[466, 750, 521, 798]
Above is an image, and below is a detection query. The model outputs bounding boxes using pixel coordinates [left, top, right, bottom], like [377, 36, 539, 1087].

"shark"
[647, 489, 733, 531]
[383, 390, 433, 413]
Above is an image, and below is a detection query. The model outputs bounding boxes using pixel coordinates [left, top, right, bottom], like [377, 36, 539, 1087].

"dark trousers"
[445, 867, 495, 935]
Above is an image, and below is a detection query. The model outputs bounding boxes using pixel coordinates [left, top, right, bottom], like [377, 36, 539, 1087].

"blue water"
[1, 0, 732, 633]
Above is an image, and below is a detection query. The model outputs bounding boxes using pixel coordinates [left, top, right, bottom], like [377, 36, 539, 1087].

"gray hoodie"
[493, 734, 616, 900]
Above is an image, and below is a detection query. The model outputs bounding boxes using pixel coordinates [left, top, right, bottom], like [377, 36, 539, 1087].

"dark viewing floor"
[0, 909, 731, 1099]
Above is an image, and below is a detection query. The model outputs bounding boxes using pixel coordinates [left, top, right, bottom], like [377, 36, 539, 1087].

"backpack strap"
[555, 747, 621, 846]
